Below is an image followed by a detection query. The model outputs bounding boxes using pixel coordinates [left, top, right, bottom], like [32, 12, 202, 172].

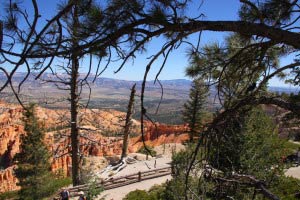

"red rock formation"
[0, 166, 19, 193]
[0, 102, 187, 193]
[130, 122, 189, 151]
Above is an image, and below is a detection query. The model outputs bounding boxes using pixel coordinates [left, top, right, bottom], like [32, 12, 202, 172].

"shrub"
[0, 191, 18, 200]
[137, 146, 157, 157]
[123, 185, 166, 200]
[270, 176, 300, 199]
[123, 190, 150, 200]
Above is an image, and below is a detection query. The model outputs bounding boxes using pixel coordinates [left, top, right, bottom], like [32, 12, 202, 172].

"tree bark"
[84, 20, 300, 56]
[173, 21, 300, 49]
[216, 173, 280, 200]
[121, 84, 136, 160]
[70, 2, 80, 186]
[70, 56, 80, 186]
[0, 20, 3, 50]
[23, 20, 300, 59]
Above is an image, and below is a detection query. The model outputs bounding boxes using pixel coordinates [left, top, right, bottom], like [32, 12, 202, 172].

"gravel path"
[285, 166, 300, 179]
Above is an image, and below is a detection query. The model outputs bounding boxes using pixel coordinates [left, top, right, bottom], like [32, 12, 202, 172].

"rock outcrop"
[0, 166, 19, 193]
[0, 102, 187, 193]
[130, 122, 189, 151]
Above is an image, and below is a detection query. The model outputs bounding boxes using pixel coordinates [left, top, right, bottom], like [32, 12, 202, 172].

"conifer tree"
[182, 79, 208, 142]
[14, 104, 52, 200]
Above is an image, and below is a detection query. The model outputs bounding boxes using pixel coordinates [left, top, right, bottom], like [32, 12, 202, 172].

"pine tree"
[14, 104, 52, 200]
[182, 79, 208, 142]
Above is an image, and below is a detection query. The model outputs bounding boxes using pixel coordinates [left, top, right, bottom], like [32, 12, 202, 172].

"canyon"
[0, 102, 188, 193]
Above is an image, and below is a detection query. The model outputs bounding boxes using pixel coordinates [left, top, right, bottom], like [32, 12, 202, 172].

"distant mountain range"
[269, 86, 298, 94]
[1, 72, 296, 93]
[0, 72, 297, 124]
[1, 72, 191, 90]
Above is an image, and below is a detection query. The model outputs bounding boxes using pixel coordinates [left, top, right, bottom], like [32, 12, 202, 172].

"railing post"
[138, 171, 141, 182]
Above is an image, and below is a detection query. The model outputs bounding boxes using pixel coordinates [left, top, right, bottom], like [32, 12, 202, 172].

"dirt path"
[285, 166, 300, 179]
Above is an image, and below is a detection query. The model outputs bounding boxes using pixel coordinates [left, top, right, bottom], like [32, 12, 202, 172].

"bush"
[123, 185, 166, 200]
[86, 181, 103, 200]
[0, 177, 72, 200]
[270, 176, 300, 199]
[79, 159, 103, 199]
[44, 177, 72, 197]
[0, 190, 18, 200]
[137, 146, 157, 157]
[123, 190, 150, 200]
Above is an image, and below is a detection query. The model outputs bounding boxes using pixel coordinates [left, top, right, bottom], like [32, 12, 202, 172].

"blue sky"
[1, 0, 297, 88]
[98, 0, 241, 81]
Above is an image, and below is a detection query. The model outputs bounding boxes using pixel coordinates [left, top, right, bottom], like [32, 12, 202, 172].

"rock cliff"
[0, 166, 19, 192]
[0, 102, 188, 193]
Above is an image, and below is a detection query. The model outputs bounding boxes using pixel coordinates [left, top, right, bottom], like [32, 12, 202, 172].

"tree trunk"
[70, 3, 80, 186]
[70, 57, 80, 186]
[190, 89, 199, 142]
[0, 20, 3, 50]
[121, 84, 136, 160]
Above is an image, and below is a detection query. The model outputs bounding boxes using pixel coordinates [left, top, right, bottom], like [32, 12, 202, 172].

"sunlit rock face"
[0, 166, 19, 192]
[0, 102, 188, 193]
[130, 122, 189, 151]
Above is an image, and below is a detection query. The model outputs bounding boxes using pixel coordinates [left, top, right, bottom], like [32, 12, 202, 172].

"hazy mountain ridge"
[0, 72, 191, 90]
[1, 72, 295, 93]
[0, 72, 297, 124]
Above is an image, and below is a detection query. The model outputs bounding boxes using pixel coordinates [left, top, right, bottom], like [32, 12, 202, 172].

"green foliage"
[123, 184, 166, 200]
[165, 144, 209, 199]
[79, 159, 103, 199]
[86, 181, 103, 200]
[171, 143, 201, 175]
[0, 190, 18, 200]
[240, 108, 286, 178]
[14, 104, 53, 200]
[285, 141, 300, 152]
[123, 190, 150, 200]
[182, 79, 208, 142]
[45, 177, 72, 197]
[239, 0, 293, 26]
[186, 34, 280, 108]
[208, 114, 245, 173]
[137, 146, 157, 157]
[270, 176, 300, 200]
[209, 107, 286, 179]
[0, 177, 71, 200]
[164, 107, 290, 199]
